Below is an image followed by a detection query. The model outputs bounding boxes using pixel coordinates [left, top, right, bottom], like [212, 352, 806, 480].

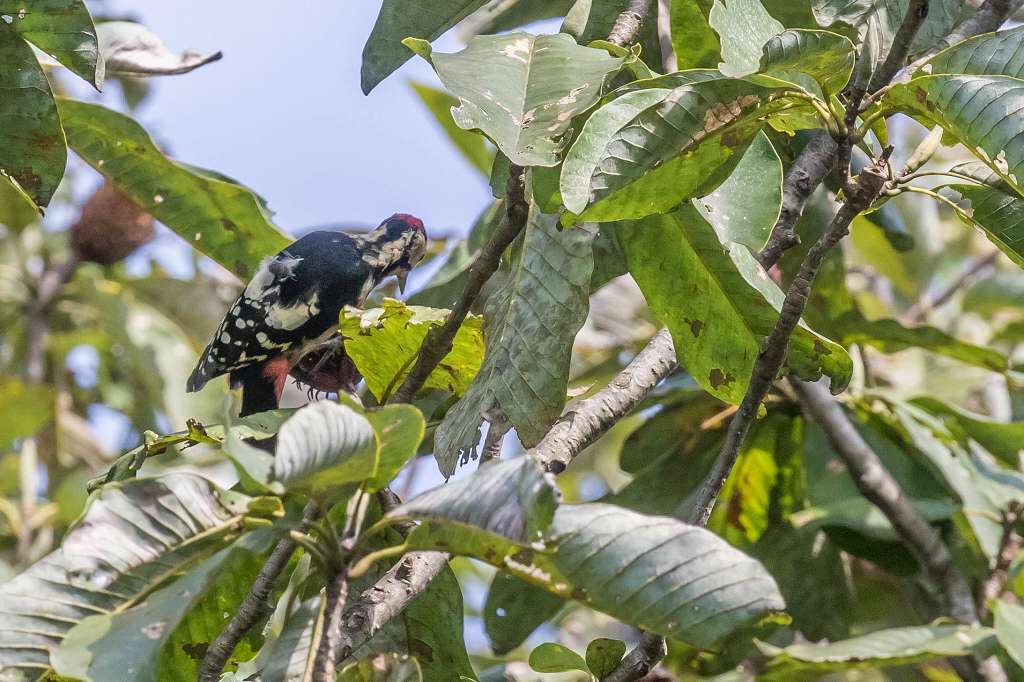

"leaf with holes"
[619, 206, 851, 404]
[0, 474, 252, 677]
[58, 99, 290, 279]
[272, 400, 379, 493]
[340, 299, 484, 402]
[433, 210, 594, 476]
[758, 29, 855, 95]
[0, 30, 65, 208]
[1, 0, 101, 86]
[406, 32, 627, 167]
[97, 21, 222, 76]
[759, 625, 997, 674]
[560, 73, 792, 222]
[885, 75, 1024, 196]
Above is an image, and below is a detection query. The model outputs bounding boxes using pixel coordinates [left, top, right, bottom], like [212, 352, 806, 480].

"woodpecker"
[187, 214, 427, 415]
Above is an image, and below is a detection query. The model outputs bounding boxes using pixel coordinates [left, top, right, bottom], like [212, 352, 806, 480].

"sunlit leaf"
[0, 29, 65, 208]
[586, 638, 627, 678]
[407, 32, 627, 167]
[0, 0, 101, 87]
[0, 474, 252, 676]
[758, 29, 855, 95]
[97, 21, 222, 76]
[58, 99, 290, 279]
[619, 207, 852, 405]
[0, 381, 54, 450]
[669, 0, 720, 70]
[710, 0, 784, 77]
[759, 625, 996, 674]
[363, 404, 426, 491]
[361, 0, 489, 94]
[339, 299, 484, 402]
[529, 643, 588, 674]
[433, 211, 594, 476]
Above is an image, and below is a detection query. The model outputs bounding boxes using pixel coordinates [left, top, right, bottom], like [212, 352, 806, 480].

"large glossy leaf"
[433, 211, 594, 475]
[922, 25, 1024, 78]
[361, 0, 489, 93]
[885, 75, 1024, 197]
[363, 404, 426, 491]
[0, 29, 65, 208]
[709, 0, 784, 76]
[411, 81, 493, 176]
[832, 308, 1008, 372]
[812, 0, 963, 75]
[995, 601, 1024, 670]
[484, 573, 564, 655]
[560, 74, 791, 222]
[758, 29, 855, 95]
[407, 32, 626, 167]
[51, 534, 270, 681]
[0, 0, 101, 87]
[619, 207, 852, 405]
[339, 299, 484, 402]
[669, 0, 720, 70]
[945, 184, 1024, 268]
[96, 21, 222, 76]
[911, 396, 1024, 467]
[692, 130, 782, 251]
[273, 400, 379, 493]
[58, 100, 290, 279]
[759, 625, 996, 674]
[0, 474, 251, 677]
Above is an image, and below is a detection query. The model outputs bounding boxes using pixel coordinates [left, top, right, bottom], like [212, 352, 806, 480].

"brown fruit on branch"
[70, 183, 155, 265]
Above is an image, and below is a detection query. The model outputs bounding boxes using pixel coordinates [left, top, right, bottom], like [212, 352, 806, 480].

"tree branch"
[791, 380, 978, 624]
[313, 569, 350, 682]
[867, 0, 930, 96]
[978, 504, 1022, 620]
[601, 632, 667, 682]
[904, 250, 999, 322]
[608, 0, 654, 48]
[532, 327, 676, 474]
[916, 0, 1010, 64]
[198, 501, 320, 682]
[390, 165, 529, 405]
[688, 158, 890, 527]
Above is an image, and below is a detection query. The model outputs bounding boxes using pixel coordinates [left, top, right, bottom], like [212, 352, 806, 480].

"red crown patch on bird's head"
[390, 213, 425, 236]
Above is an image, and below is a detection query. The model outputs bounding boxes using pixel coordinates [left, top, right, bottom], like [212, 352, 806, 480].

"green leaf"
[884, 75, 1024, 197]
[760, 625, 996, 674]
[272, 400, 379, 493]
[921, 25, 1024, 79]
[945, 184, 1024, 268]
[260, 595, 321, 682]
[618, 207, 852, 405]
[670, 0, 720, 70]
[692, 130, 782, 251]
[410, 81, 493, 176]
[0, 29, 65, 208]
[484, 573, 564, 655]
[96, 21, 222, 76]
[433, 211, 594, 476]
[585, 638, 627, 678]
[339, 299, 484, 402]
[791, 497, 957, 543]
[710, 0, 784, 77]
[360, 0, 489, 93]
[57, 99, 291, 279]
[995, 601, 1024, 670]
[52, 534, 270, 681]
[338, 654, 423, 681]
[386, 456, 559, 548]
[562, 0, 662, 70]
[911, 396, 1024, 467]
[466, 0, 576, 35]
[0, 380, 54, 450]
[529, 643, 589, 674]
[0, 168, 38, 229]
[813, 0, 963, 76]
[408, 32, 626, 167]
[758, 29, 856, 95]
[0, 0, 102, 87]
[832, 308, 1008, 373]
[0, 474, 250, 675]
[560, 73, 791, 222]
[363, 404, 426, 491]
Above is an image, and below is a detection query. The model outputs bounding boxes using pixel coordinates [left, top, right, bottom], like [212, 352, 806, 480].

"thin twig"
[198, 501, 320, 681]
[607, 0, 654, 48]
[390, 165, 529, 405]
[978, 504, 1022, 620]
[479, 416, 509, 467]
[867, 0, 931, 95]
[313, 569, 349, 681]
[904, 251, 999, 322]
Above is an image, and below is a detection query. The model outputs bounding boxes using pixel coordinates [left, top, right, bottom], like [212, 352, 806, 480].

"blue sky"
[101, 0, 495, 239]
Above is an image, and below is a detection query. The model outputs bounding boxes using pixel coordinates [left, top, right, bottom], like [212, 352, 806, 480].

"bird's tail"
[231, 356, 291, 417]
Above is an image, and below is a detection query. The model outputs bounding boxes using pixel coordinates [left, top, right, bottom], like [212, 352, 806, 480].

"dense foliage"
[2, 0, 1024, 680]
